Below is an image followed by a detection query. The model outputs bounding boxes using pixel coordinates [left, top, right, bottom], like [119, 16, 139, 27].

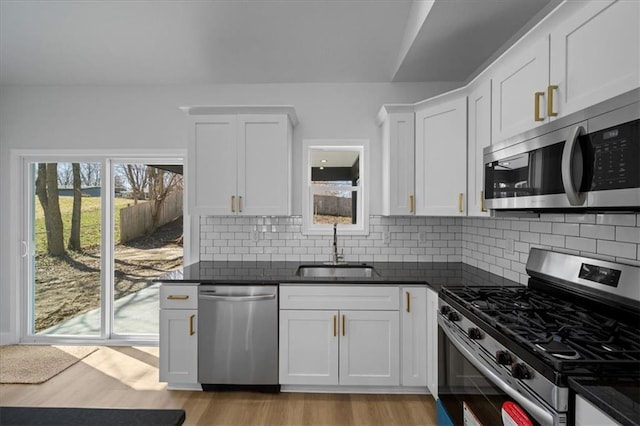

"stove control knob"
[496, 351, 513, 365]
[512, 363, 531, 380]
[468, 327, 483, 340]
[447, 311, 460, 322]
[440, 306, 451, 315]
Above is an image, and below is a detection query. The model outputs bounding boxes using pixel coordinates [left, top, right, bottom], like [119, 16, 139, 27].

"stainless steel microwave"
[483, 89, 640, 212]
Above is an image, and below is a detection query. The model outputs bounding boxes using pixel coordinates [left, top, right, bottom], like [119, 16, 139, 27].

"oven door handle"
[439, 318, 554, 426]
[199, 294, 276, 302]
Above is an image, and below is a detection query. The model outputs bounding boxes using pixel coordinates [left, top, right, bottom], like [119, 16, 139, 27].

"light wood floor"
[0, 346, 437, 425]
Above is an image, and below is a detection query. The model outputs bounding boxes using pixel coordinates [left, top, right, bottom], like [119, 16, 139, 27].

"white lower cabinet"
[159, 284, 198, 387]
[279, 285, 402, 388]
[401, 288, 427, 387]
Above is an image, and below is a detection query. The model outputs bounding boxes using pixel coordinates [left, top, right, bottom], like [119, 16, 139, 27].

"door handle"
[480, 190, 486, 212]
[167, 295, 189, 300]
[406, 291, 411, 313]
[231, 195, 236, 213]
[561, 125, 587, 206]
[189, 314, 195, 336]
[342, 314, 346, 337]
[333, 315, 337, 337]
[547, 85, 558, 117]
[198, 293, 276, 302]
[409, 195, 415, 213]
[238, 196, 243, 213]
[458, 193, 464, 213]
[534, 92, 545, 121]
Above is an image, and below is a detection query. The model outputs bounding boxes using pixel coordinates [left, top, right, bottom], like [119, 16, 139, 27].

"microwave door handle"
[562, 125, 587, 206]
[439, 319, 554, 426]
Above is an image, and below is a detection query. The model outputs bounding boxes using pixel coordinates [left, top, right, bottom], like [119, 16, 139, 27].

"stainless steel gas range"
[437, 248, 640, 426]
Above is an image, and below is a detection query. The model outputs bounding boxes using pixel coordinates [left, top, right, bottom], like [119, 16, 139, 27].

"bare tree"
[147, 167, 182, 233]
[80, 163, 101, 187]
[121, 164, 148, 204]
[68, 163, 82, 251]
[35, 163, 65, 256]
[57, 163, 73, 186]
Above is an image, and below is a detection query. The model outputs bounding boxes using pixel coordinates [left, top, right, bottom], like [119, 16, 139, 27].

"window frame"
[301, 139, 370, 236]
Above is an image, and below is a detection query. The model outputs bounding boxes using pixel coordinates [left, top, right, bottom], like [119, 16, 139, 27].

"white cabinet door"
[426, 288, 438, 398]
[238, 115, 291, 216]
[415, 95, 467, 216]
[159, 309, 197, 384]
[492, 35, 550, 143]
[279, 310, 339, 385]
[189, 116, 237, 215]
[467, 80, 491, 217]
[381, 108, 415, 215]
[550, 0, 640, 118]
[401, 288, 427, 387]
[339, 310, 400, 386]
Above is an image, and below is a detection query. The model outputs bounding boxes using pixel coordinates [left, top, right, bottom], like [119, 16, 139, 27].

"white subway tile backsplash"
[615, 226, 640, 244]
[552, 223, 580, 236]
[580, 224, 615, 240]
[597, 240, 637, 260]
[596, 214, 637, 226]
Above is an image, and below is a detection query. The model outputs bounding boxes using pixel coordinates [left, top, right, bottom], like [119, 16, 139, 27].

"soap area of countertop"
[155, 261, 520, 292]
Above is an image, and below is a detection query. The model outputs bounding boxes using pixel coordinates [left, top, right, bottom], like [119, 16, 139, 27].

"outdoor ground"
[34, 218, 183, 332]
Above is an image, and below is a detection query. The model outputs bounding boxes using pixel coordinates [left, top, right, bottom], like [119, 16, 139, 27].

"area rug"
[0, 345, 99, 384]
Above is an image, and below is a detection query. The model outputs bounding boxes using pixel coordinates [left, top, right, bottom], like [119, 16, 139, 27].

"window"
[302, 139, 369, 235]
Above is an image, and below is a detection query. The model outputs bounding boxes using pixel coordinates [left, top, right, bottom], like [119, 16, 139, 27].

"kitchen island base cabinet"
[279, 309, 399, 387]
[159, 284, 199, 390]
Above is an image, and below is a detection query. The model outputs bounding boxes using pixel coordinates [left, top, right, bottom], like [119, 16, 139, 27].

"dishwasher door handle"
[199, 293, 276, 302]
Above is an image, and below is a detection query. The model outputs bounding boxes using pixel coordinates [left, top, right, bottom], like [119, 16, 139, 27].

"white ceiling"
[0, 0, 556, 86]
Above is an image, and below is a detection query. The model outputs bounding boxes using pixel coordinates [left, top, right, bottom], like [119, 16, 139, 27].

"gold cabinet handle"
[406, 291, 411, 313]
[333, 315, 337, 337]
[458, 193, 464, 213]
[547, 85, 558, 117]
[189, 314, 195, 336]
[409, 194, 415, 213]
[231, 195, 236, 213]
[238, 196, 243, 213]
[480, 190, 486, 212]
[534, 92, 545, 121]
[167, 295, 189, 300]
[342, 314, 346, 337]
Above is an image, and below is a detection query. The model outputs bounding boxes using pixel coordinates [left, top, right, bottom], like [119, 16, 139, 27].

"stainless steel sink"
[296, 264, 378, 278]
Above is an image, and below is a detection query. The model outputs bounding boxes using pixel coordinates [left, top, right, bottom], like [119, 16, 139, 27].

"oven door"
[438, 318, 564, 426]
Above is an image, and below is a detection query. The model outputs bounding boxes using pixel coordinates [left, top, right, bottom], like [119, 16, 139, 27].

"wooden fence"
[119, 191, 183, 243]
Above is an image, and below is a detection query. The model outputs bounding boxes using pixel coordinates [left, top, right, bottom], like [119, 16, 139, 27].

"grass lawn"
[34, 196, 143, 255]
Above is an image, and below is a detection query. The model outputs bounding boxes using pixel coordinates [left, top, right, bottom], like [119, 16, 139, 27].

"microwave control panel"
[589, 119, 639, 191]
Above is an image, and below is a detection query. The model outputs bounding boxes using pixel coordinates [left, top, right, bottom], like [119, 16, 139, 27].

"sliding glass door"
[23, 156, 184, 342]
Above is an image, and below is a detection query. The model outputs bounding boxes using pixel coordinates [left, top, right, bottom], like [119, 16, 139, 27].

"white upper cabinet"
[491, 35, 550, 143]
[491, 0, 639, 144]
[378, 105, 416, 216]
[183, 106, 297, 216]
[549, 0, 640, 118]
[467, 80, 492, 217]
[415, 93, 468, 216]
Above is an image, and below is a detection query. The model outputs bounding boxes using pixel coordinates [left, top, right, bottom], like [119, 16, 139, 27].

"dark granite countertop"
[569, 377, 640, 426]
[155, 261, 520, 292]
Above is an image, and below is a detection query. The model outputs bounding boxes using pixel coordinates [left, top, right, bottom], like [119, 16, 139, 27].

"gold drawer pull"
[409, 194, 415, 213]
[458, 193, 464, 213]
[333, 315, 337, 337]
[534, 92, 545, 121]
[406, 291, 411, 313]
[342, 314, 346, 337]
[167, 295, 189, 300]
[189, 314, 195, 335]
[547, 85, 558, 117]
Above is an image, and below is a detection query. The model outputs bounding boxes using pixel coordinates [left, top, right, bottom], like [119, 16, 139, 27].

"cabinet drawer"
[280, 286, 399, 310]
[160, 284, 198, 309]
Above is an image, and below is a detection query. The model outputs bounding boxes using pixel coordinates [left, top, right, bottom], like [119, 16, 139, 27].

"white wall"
[0, 81, 460, 341]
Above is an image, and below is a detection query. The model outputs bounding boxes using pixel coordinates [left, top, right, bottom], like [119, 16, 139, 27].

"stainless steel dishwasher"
[198, 285, 279, 391]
